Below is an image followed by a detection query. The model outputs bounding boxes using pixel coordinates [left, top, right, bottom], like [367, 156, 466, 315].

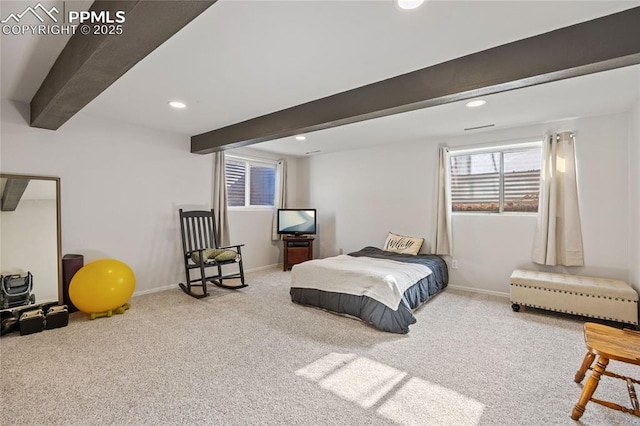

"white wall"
[629, 76, 640, 293]
[290, 156, 311, 209]
[309, 142, 437, 258]
[309, 112, 632, 295]
[1, 100, 212, 294]
[1, 199, 58, 302]
[3, 95, 635, 296]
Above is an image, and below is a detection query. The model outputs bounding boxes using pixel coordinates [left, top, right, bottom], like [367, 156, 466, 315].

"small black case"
[19, 309, 44, 336]
[45, 305, 69, 330]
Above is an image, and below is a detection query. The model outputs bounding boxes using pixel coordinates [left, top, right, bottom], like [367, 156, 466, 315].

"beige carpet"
[1, 267, 637, 426]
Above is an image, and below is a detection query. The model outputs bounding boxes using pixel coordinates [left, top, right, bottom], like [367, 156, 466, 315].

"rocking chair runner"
[178, 209, 247, 298]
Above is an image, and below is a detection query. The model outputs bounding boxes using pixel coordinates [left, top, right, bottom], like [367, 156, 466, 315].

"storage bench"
[510, 269, 638, 326]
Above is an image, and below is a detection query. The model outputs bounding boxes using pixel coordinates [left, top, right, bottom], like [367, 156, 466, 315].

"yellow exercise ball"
[69, 259, 136, 314]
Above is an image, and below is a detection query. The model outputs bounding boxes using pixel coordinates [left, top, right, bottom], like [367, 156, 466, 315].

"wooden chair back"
[179, 209, 219, 256]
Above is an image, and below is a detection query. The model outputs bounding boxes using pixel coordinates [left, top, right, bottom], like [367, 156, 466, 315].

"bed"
[289, 246, 448, 333]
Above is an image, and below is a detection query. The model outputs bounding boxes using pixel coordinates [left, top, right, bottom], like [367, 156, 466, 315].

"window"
[449, 143, 542, 213]
[225, 156, 276, 207]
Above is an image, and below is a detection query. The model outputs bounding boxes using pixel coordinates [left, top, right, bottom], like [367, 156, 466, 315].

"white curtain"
[532, 132, 584, 266]
[212, 152, 230, 247]
[271, 159, 287, 240]
[433, 146, 452, 256]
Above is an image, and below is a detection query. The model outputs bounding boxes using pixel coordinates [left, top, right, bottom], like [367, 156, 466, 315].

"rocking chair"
[178, 209, 247, 298]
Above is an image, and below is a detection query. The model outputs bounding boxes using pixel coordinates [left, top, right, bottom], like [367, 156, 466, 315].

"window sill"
[452, 212, 537, 217]
[228, 206, 274, 212]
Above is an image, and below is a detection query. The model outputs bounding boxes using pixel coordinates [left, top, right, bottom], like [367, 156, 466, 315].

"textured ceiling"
[2, 0, 639, 156]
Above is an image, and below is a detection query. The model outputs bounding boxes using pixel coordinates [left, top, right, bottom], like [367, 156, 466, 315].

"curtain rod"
[449, 138, 542, 155]
[548, 131, 576, 140]
[225, 153, 280, 165]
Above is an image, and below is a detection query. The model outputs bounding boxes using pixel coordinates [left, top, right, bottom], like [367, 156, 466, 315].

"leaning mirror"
[0, 174, 62, 312]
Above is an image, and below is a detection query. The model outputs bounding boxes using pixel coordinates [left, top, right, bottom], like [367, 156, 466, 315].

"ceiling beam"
[1, 178, 30, 212]
[191, 6, 640, 154]
[30, 0, 217, 130]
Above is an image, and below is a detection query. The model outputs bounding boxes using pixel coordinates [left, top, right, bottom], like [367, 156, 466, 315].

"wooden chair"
[571, 322, 640, 420]
[178, 209, 247, 298]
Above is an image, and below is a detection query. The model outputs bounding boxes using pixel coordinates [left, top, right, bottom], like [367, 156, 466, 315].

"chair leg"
[572, 356, 609, 420]
[575, 351, 596, 383]
[184, 265, 191, 293]
[211, 262, 248, 289]
[628, 378, 639, 412]
[179, 267, 211, 299]
[214, 247, 246, 289]
[217, 264, 223, 286]
[238, 258, 245, 286]
[178, 263, 209, 299]
[199, 261, 209, 296]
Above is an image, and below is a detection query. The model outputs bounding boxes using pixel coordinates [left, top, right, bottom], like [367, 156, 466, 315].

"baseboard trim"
[246, 264, 279, 273]
[132, 264, 281, 297]
[133, 283, 176, 297]
[448, 284, 509, 299]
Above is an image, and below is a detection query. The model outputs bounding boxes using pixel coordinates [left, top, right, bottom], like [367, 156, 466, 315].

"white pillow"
[383, 232, 424, 255]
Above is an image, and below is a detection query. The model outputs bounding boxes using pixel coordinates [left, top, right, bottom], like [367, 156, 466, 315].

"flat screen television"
[277, 209, 316, 236]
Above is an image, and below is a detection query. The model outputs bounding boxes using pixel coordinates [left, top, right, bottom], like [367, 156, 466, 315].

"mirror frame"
[0, 173, 62, 311]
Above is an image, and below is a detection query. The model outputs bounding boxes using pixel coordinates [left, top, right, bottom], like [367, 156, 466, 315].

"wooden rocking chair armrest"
[186, 248, 207, 255]
[219, 244, 245, 250]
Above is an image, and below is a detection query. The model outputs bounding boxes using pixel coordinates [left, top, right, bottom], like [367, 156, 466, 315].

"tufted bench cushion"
[510, 269, 638, 326]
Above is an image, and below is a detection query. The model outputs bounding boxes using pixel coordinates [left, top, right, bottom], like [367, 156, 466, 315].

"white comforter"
[290, 255, 433, 310]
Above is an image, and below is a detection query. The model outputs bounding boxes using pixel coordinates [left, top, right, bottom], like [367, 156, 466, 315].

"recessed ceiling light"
[295, 135, 306, 141]
[169, 101, 186, 109]
[466, 99, 486, 108]
[396, 0, 425, 10]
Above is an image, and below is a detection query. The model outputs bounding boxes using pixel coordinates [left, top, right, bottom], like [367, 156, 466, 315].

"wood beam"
[191, 7, 640, 154]
[1, 178, 30, 212]
[30, 0, 217, 130]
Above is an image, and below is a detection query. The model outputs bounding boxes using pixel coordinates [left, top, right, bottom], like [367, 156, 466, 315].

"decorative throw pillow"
[383, 232, 424, 255]
[214, 250, 238, 262]
[191, 248, 238, 264]
[191, 249, 214, 264]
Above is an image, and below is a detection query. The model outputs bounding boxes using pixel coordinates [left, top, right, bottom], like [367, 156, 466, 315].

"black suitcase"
[19, 309, 44, 336]
[45, 305, 69, 330]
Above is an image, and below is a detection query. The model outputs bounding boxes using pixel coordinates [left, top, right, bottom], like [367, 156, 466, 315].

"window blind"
[249, 165, 275, 206]
[225, 158, 276, 207]
[225, 159, 246, 207]
[450, 148, 541, 213]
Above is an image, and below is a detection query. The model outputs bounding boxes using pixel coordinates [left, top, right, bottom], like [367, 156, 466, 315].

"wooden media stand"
[283, 235, 314, 271]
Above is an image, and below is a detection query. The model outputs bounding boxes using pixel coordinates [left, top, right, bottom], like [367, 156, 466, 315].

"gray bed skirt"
[289, 247, 448, 334]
